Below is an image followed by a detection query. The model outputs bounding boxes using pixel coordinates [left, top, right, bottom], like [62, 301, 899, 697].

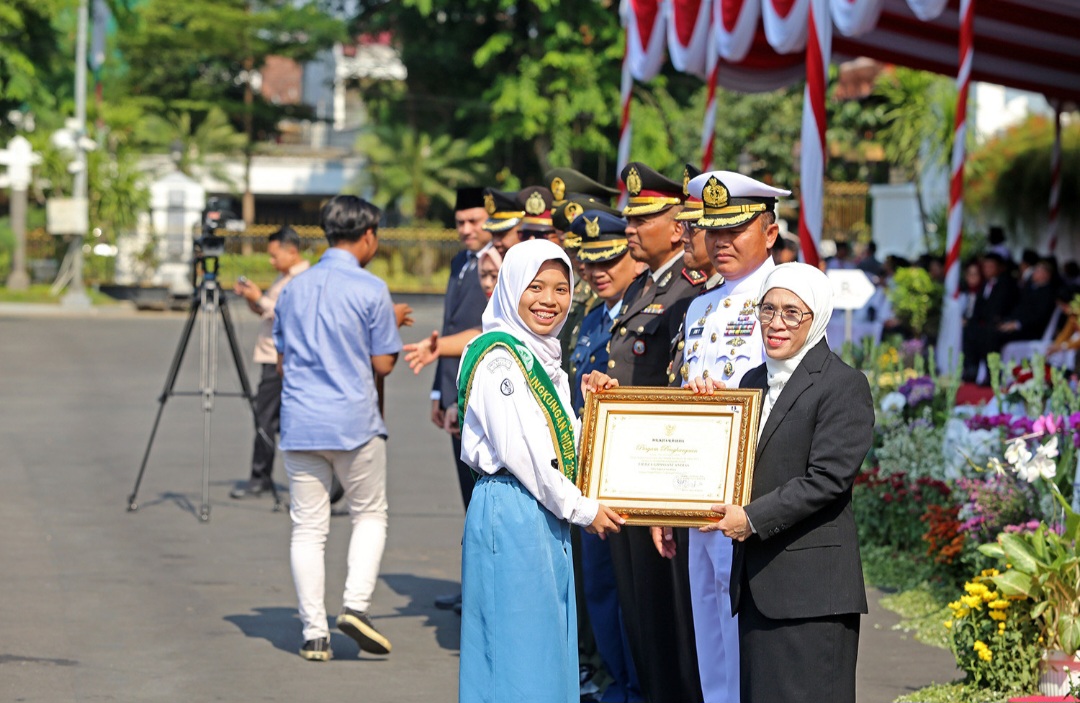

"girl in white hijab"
[456, 239, 623, 703]
[708, 261, 873, 703]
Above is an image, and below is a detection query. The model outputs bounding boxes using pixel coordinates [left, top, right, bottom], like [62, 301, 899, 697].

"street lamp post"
[62, 0, 92, 308]
[0, 136, 42, 291]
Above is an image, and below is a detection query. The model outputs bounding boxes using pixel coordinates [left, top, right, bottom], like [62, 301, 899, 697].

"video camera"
[192, 197, 245, 286]
[195, 197, 245, 260]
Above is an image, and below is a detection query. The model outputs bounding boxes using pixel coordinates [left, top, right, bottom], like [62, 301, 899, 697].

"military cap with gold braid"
[555, 194, 622, 248]
[571, 210, 629, 263]
[517, 186, 555, 232]
[545, 168, 620, 204]
[686, 170, 791, 230]
[674, 163, 704, 223]
[482, 188, 525, 233]
[620, 162, 684, 217]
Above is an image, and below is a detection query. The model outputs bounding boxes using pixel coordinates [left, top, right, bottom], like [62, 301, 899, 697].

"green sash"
[458, 331, 578, 483]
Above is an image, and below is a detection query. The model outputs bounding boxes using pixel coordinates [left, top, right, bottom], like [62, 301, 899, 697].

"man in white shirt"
[230, 226, 310, 499]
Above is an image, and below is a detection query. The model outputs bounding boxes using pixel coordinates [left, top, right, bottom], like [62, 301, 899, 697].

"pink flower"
[1033, 414, 1062, 436]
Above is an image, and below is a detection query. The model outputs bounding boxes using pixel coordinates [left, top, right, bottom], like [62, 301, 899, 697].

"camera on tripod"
[195, 196, 245, 260]
[192, 197, 246, 287]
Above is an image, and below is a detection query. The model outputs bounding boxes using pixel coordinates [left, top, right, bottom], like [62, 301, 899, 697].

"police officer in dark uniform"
[606, 162, 706, 703]
[568, 210, 645, 702]
[549, 168, 623, 373]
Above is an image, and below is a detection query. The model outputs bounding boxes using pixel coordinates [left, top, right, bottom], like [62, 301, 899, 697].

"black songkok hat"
[455, 187, 485, 212]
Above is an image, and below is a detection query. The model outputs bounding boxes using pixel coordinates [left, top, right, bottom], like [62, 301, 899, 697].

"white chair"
[999, 306, 1063, 368]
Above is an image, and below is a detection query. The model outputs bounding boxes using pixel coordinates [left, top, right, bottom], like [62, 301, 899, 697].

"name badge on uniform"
[632, 340, 646, 356]
[689, 326, 704, 337]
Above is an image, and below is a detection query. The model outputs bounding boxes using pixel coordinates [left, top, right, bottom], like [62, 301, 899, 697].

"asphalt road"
[0, 295, 959, 702]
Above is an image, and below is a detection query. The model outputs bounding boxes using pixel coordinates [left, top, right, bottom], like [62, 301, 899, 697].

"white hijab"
[758, 263, 833, 424]
[481, 239, 573, 383]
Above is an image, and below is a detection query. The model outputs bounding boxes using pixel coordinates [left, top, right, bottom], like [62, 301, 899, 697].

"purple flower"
[899, 376, 936, 405]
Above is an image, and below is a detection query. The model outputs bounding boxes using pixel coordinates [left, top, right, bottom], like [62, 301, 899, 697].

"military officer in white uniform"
[656, 170, 790, 703]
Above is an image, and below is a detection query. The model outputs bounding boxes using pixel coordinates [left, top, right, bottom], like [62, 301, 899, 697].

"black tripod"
[127, 253, 282, 521]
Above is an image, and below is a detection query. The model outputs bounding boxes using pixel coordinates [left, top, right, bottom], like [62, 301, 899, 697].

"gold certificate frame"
[577, 387, 762, 527]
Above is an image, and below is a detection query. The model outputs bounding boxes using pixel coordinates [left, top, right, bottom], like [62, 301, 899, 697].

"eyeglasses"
[756, 303, 813, 328]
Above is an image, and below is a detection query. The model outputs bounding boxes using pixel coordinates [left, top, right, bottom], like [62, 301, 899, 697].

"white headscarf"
[758, 263, 833, 424]
[481, 239, 574, 382]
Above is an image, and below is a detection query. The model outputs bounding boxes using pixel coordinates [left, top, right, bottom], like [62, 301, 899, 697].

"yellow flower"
[979, 648, 993, 662]
[982, 591, 999, 603]
[981, 568, 1000, 578]
[956, 607, 970, 618]
[998, 622, 1006, 632]
[989, 611, 1007, 621]
[948, 600, 961, 611]
[961, 595, 983, 609]
[988, 599, 1009, 610]
[944, 620, 953, 630]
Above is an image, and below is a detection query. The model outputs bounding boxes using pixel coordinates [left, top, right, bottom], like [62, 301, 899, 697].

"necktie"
[459, 252, 477, 280]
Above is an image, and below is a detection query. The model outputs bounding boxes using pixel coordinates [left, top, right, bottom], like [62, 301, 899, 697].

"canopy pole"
[798, 0, 830, 268]
[618, 41, 633, 210]
[936, 0, 975, 375]
[1047, 102, 1062, 253]
[701, 54, 720, 171]
[944, 0, 974, 300]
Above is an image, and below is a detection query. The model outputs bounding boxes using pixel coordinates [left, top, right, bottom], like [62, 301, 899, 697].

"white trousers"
[284, 437, 388, 641]
[688, 529, 740, 703]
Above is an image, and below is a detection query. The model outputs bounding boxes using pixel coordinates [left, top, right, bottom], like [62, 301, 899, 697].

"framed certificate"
[577, 387, 762, 527]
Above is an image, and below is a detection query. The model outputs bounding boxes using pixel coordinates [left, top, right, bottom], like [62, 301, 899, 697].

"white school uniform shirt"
[460, 346, 599, 528]
[681, 258, 773, 386]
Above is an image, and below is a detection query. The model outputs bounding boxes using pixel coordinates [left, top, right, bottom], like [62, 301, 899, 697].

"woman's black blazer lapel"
[754, 339, 831, 461]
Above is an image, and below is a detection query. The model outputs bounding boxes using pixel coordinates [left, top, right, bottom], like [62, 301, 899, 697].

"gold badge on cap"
[484, 193, 496, 215]
[525, 191, 546, 216]
[626, 166, 642, 196]
[585, 216, 600, 239]
[551, 177, 566, 201]
[702, 176, 729, 208]
[565, 202, 583, 223]
[682, 167, 691, 197]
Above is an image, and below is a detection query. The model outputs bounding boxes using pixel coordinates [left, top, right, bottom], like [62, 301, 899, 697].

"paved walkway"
[0, 295, 959, 702]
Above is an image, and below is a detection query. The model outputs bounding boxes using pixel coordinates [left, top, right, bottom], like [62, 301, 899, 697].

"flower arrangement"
[955, 473, 1039, 545]
[977, 430, 1080, 656]
[945, 569, 1042, 695]
[854, 468, 953, 552]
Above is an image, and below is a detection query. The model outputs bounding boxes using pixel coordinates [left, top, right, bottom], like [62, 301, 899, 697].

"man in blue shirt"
[273, 195, 402, 662]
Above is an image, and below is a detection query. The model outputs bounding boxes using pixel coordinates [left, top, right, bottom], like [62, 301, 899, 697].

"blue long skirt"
[459, 473, 578, 703]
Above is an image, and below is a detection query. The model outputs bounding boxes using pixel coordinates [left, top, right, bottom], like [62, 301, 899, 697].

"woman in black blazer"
[706, 262, 874, 703]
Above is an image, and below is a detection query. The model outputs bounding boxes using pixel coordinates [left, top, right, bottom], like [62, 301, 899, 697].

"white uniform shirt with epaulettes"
[680, 258, 775, 385]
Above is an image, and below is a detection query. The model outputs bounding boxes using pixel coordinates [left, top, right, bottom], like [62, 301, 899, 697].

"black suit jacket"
[433, 249, 488, 408]
[732, 339, 873, 620]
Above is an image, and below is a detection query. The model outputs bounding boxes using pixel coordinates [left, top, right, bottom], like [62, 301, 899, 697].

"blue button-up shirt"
[570, 301, 621, 415]
[273, 248, 402, 451]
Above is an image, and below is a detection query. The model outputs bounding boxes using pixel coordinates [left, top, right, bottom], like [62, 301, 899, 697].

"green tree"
[355, 125, 484, 221]
[116, 0, 346, 218]
[0, 0, 65, 131]
[967, 113, 1080, 241]
[137, 107, 247, 186]
[872, 67, 959, 244]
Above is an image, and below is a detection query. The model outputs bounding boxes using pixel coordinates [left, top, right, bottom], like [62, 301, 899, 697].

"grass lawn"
[0, 284, 121, 306]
